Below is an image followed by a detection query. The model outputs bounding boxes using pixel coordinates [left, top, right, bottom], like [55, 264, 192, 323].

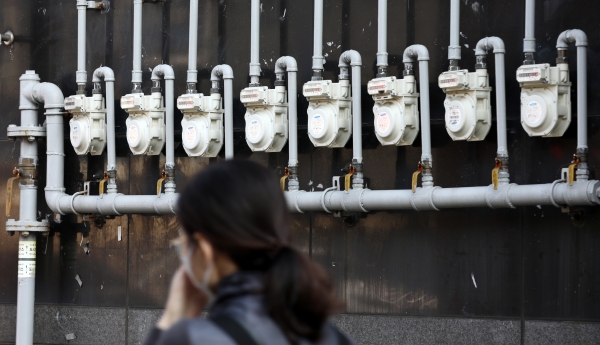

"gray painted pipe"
[524, 0, 536, 54]
[448, 0, 461, 61]
[284, 180, 600, 213]
[249, 0, 261, 85]
[312, 0, 324, 73]
[376, 0, 387, 68]
[151, 65, 176, 192]
[76, 0, 87, 89]
[92, 67, 117, 192]
[275, 56, 299, 190]
[403, 45, 433, 186]
[210, 65, 234, 159]
[187, 0, 198, 86]
[339, 50, 363, 166]
[475, 37, 508, 160]
[132, 0, 143, 84]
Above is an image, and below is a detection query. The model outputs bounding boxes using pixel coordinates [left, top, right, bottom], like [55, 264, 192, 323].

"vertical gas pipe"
[448, 0, 461, 70]
[376, 0, 388, 77]
[210, 65, 235, 159]
[151, 65, 176, 193]
[249, 0, 261, 86]
[523, 0, 536, 64]
[186, 0, 199, 93]
[275, 57, 299, 190]
[92, 67, 117, 192]
[312, 0, 324, 80]
[132, 0, 143, 92]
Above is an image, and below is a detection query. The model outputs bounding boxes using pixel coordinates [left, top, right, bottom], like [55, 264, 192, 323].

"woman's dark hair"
[177, 159, 340, 344]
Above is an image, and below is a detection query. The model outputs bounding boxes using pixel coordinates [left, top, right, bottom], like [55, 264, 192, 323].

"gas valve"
[517, 63, 571, 137]
[368, 75, 419, 146]
[303, 79, 352, 147]
[177, 92, 224, 157]
[121, 92, 166, 155]
[64, 93, 107, 155]
[241, 86, 288, 152]
[439, 69, 492, 141]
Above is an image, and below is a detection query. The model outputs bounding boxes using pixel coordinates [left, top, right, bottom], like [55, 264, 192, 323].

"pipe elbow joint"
[403, 44, 429, 62]
[211, 64, 234, 81]
[45, 189, 67, 215]
[275, 56, 298, 73]
[339, 50, 362, 67]
[557, 29, 588, 49]
[29, 82, 65, 111]
[151, 64, 175, 81]
[475, 37, 505, 55]
[92, 66, 115, 82]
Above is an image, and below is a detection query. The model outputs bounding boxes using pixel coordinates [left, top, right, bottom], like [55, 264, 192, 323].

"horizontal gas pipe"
[210, 64, 234, 159]
[151, 64, 176, 193]
[92, 67, 117, 193]
[275, 56, 299, 190]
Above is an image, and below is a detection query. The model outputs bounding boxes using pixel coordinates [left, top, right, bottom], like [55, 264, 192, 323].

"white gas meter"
[121, 92, 166, 155]
[64, 93, 107, 155]
[303, 79, 352, 147]
[177, 93, 224, 157]
[368, 75, 419, 146]
[517, 63, 571, 137]
[241, 86, 288, 152]
[439, 69, 492, 141]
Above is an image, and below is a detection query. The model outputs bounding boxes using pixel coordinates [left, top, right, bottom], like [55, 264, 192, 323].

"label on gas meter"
[517, 67, 542, 82]
[184, 125, 197, 146]
[127, 125, 139, 144]
[247, 120, 261, 140]
[447, 106, 462, 127]
[18, 241, 36, 278]
[376, 112, 391, 133]
[368, 80, 388, 94]
[178, 96, 198, 110]
[70, 125, 80, 143]
[439, 74, 459, 88]
[526, 101, 542, 124]
[241, 89, 262, 103]
[310, 114, 325, 135]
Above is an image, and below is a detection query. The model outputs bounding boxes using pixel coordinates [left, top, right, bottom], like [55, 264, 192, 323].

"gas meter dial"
[177, 93, 224, 157]
[303, 79, 352, 147]
[439, 69, 492, 141]
[121, 92, 166, 155]
[64, 93, 107, 155]
[517, 63, 571, 137]
[368, 76, 419, 146]
[241, 86, 288, 152]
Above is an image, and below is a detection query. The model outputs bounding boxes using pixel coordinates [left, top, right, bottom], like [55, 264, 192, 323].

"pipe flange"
[320, 187, 337, 213]
[549, 179, 566, 208]
[6, 219, 50, 233]
[7, 125, 47, 139]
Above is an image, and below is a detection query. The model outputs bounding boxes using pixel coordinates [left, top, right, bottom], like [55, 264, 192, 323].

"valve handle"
[6, 168, 20, 217]
[156, 170, 167, 196]
[344, 164, 355, 193]
[568, 154, 579, 186]
[280, 167, 290, 192]
[492, 158, 502, 190]
[411, 162, 423, 193]
[98, 172, 109, 195]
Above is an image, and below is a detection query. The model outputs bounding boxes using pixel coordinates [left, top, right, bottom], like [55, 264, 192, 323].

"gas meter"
[439, 69, 492, 141]
[177, 93, 224, 157]
[368, 75, 419, 146]
[241, 86, 288, 152]
[303, 80, 352, 147]
[517, 63, 571, 137]
[121, 92, 166, 155]
[64, 93, 107, 155]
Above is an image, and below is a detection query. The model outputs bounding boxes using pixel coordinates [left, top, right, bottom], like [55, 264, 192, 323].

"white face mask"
[180, 242, 216, 305]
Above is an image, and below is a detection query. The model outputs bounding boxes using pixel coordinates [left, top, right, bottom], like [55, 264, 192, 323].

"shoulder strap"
[211, 314, 261, 345]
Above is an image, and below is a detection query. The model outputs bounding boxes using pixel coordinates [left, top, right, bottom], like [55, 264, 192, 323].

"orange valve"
[568, 154, 579, 186]
[156, 170, 167, 196]
[98, 172, 109, 195]
[344, 164, 355, 192]
[6, 167, 20, 217]
[280, 167, 290, 192]
[491, 158, 502, 190]
[411, 161, 423, 193]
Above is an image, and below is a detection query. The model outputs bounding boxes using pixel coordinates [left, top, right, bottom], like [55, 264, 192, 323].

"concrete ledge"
[524, 320, 600, 345]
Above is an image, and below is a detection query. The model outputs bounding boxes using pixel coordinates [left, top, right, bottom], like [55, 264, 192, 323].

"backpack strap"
[211, 314, 261, 345]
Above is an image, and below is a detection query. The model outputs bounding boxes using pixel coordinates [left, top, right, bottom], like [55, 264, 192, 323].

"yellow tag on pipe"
[280, 167, 290, 192]
[6, 168, 20, 217]
[568, 154, 579, 186]
[156, 170, 167, 196]
[411, 162, 423, 193]
[344, 165, 355, 192]
[492, 158, 501, 190]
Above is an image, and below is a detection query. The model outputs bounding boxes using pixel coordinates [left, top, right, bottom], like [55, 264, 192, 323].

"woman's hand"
[157, 266, 207, 330]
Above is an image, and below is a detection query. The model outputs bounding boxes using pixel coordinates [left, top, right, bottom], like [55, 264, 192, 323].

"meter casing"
[439, 69, 492, 141]
[121, 92, 166, 155]
[303, 79, 352, 148]
[241, 86, 288, 152]
[65, 93, 107, 155]
[177, 93, 224, 157]
[368, 75, 419, 146]
[517, 63, 571, 137]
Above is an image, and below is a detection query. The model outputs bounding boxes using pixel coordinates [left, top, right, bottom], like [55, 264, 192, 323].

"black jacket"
[143, 271, 355, 345]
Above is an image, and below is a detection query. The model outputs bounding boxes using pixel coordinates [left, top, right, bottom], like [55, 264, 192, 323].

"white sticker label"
[121, 96, 136, 108]
[517, 67, 542, 82]
[64, 97, 78, 111]
[177, 96, 197, 110]
[310, 114, 325, 135]
[19, 241, 36, 259]
[241, 89, 261, 103]
[447, 106, 462, 127]
[127, 125, 139, 144]
[376, 112, 391, 133]
[303, 83, 325, 97]
[247, 120, 261, 140]
[526, 101, 542, 124]
[184, 125, 197, 146]
[18, 261, 35, 278]
[70, 125, 80, 143]
[368, 80, 388, 94]
[439, 73, 459, 88]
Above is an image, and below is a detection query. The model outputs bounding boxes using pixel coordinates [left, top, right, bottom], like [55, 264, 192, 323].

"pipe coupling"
[410, 186, 441, 211]
[485, 184, 516, 209]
